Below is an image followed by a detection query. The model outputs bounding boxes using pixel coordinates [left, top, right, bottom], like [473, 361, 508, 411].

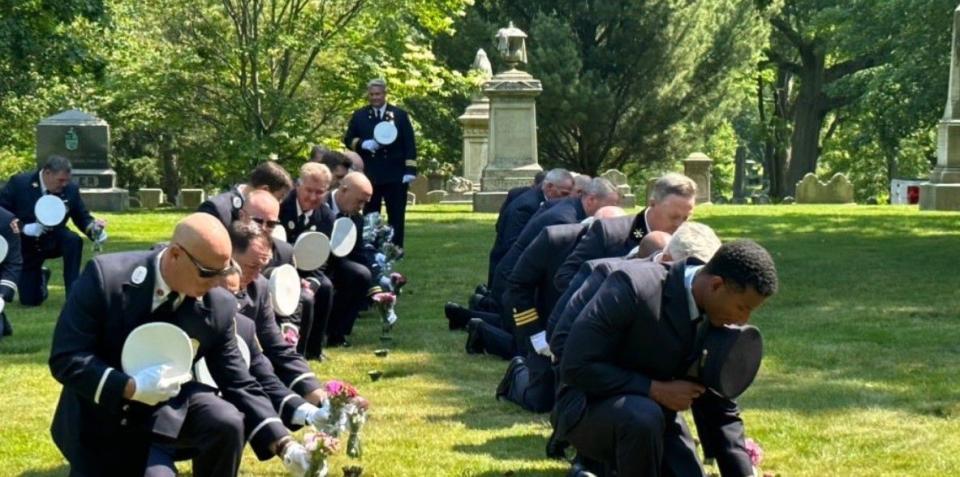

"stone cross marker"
[920, 4, 960, 210]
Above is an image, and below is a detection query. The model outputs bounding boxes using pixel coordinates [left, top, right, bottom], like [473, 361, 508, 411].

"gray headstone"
[422, 190, 447, 205]
[795, 173, 854, 204]
[178, 189, 206, 209]
[408, 176, 429, 202]
[782, 196, 795, 204]
[139, 188, 165, 209]
[36, 110, 109, 171]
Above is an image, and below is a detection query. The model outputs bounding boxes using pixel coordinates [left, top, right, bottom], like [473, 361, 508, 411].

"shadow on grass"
[18, 465, 67, 477]
[453, 433, 550, 459]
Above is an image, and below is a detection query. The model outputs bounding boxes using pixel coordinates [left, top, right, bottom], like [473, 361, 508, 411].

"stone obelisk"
[458, 49, 492, 186]
[472, 22, 543, 213]
[920, 5, 960, 210]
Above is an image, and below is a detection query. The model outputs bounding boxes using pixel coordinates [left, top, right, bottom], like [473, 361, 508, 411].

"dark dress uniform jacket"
[490, 187, 546, 276]
[0, 170, 96, 241]
[279, 189, 336, 245]
[197, 188, 244, 229]
[325, 193, 373, 269]
[554, 210, 649, 292]
[557, 261, 753, 476]
[505, 223, 587, 344]
[237, 275, 321, 397]
[486, 185, 534, 285]
[49, 250, 288, 475]
[343, 104, 417, 186]
[0, 206, 22, 302]
[492, 197, 586, 303]
[234, 313, 308, 429]
[548, 257, 626, 359]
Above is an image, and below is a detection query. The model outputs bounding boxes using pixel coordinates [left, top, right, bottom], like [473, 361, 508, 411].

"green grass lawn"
[1, 204, 959, 476]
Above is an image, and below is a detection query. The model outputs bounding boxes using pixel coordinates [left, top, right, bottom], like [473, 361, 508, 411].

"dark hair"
[314, 150, 351, 172]
[43, 155, 72, 174]
[248, 161, 293, 194]
[533, 170, 546, 186]
[309, 145, 328, 161]
[229, 219, 270, 254]
[703, 239, 778, 297]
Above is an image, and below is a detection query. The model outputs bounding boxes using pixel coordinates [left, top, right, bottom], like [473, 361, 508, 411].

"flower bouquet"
[371, 292, 398, 333]
[302, 430, 338, 477]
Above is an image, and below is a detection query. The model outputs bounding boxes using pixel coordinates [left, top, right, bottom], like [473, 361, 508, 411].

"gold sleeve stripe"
[513, 308, 537, 320]
[515, 311, 539, 326]
[405, 160, 417, 167]
[351, 137, 361, 151]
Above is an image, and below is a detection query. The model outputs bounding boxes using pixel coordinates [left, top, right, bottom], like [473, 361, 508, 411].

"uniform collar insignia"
[633, 228, 645, 240]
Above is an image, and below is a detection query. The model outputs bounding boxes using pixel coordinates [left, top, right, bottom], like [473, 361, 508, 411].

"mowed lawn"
[1, 204, 959, 476]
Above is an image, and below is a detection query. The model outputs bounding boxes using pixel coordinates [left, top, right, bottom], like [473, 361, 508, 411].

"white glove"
[95, 230, 108, 244]
[361, 139, 379, 152]
[0, 296, 5, 314]
[402, 174, 416, 184]
[23, 223, 46, 237]
[530, 331, 553, 358]
[130, 364, 189, 406]
[282, 442, 311, 477]
[292, 401, 331, 427]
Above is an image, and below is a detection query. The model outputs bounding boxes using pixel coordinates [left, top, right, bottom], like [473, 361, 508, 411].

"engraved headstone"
[408, 175, 429, 203]
[36, 110, 128, 211]
[683, 153, 713, 205]
[600, 169, 636, 208]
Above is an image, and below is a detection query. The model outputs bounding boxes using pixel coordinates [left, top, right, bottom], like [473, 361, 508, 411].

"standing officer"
[0, 206, 21, 337]
[0, 155, 106, 306]
[557, 240, 778, 476]
[48, 213, 309, 477]
[343, 78, 416, 248]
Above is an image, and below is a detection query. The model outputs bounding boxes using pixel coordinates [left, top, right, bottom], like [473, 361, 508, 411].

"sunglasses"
[175, 244, 238, 278]
[250, 217, 281, 229]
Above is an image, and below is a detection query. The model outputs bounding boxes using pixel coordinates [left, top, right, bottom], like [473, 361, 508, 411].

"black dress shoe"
[0, 313, 11, 337]
[465, 318, 485, 354]
[496, 356, 525, 401]
[566, 463, 598, 477]
[545, 429, 569, 460]
[445, 302, 472, 330]
[328, 337, 351, 348]
[474, 284, 490, 297]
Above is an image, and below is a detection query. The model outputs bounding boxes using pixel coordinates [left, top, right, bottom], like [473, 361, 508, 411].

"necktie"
[302, 213, 309, 226]
[154, 292, 180, 318]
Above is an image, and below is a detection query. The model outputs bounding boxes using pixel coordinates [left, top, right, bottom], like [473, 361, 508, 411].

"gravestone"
[599, 169, 636, 208]
[459, 49, 492, 185]
[921, 5, 960, 210]
[683, 152, 713, 205]
[473, 23, 543, 213]
[795, 173, 854, 204]
[408, 175, 429, 203]
[406, 192, 416, 206]
[178, 189, 206, 209]
[139, 188, 165, 209]
[422, 190, 447, 204]
[36, 110, 128, 211]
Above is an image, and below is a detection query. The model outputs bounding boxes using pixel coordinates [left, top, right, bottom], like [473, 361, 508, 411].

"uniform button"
[120, 418, 128, 426]
[122, 404, 130, 411]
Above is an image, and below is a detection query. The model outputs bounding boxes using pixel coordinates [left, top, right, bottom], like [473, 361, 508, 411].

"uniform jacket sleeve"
[254, 288, 321, 397]
[239, 315, 308, 430]
[507, 229, 552, 341]
[692, 390, 753, 476]
[204, 292, 289, 460]
[554, 218, 605, 292]
[0, 212, 21, 302]
[49, 260, 132, 413]
[397, 109, 417, 174]
[560, 270, 654, 398]
[343, 111, 364, 152]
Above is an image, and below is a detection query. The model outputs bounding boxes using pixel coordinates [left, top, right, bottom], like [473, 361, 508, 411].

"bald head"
[243, 189, 280, 222]
[594, 206, 626, 220]
[166, 213, 234, 297]
[636, 230, 672, 259]
[336, 172, 373, 215]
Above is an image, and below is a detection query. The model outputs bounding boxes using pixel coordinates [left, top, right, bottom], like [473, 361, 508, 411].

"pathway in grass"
[1, 205, 958, 476]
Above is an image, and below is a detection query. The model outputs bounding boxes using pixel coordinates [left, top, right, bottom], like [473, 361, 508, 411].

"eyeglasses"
[175, 244, 238, 278]
[250, 217, 281, 229]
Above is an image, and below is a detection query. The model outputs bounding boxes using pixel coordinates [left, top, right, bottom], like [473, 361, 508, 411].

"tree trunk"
[784, 54, 827, 197]
[160, 136, 181, 204]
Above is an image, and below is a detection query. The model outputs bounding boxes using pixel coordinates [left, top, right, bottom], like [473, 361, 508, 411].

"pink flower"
[282, 328, 299, 347]
[325, 380, 358, 399]
[390, 272, 407, 289]
[745, 438, 764, 467]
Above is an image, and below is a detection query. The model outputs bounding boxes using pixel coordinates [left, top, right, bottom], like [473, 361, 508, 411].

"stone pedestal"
[473, 68, 543, 212]
[36, 110, 128, 211]
[139, 188, 165, 209]
[921, 120, 960, 210]
[459, 97, 490, 185]
[921, 7, 960, 211]
[683, 153, 713, 205]
[178, 189, 206, 209]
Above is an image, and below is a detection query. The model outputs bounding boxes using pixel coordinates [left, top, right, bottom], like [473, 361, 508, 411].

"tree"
[437, 0, 768, 176]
